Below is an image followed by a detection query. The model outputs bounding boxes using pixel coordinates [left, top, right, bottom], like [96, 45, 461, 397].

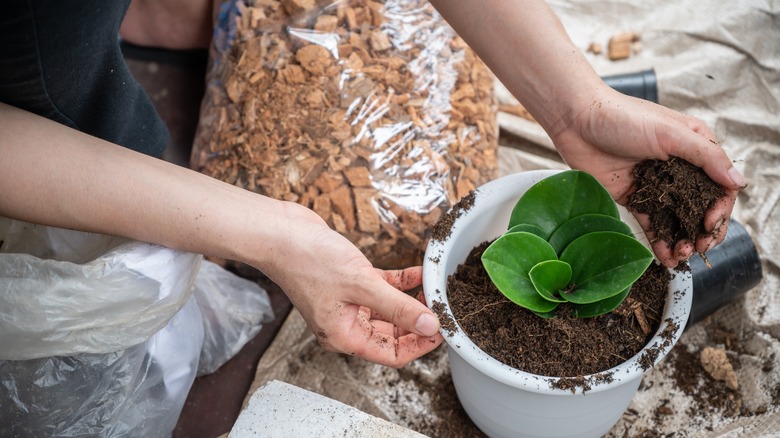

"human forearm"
[428, 2, 746, 267]
[0, 102, 287, 268]
[429, 0, 604, 137]
[0, 102, 444, 366]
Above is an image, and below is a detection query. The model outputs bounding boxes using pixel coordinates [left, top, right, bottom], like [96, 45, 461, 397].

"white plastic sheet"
[194, 259, 275, 376]
[0, 219, 274, 436]
[0, 219, 201, 360]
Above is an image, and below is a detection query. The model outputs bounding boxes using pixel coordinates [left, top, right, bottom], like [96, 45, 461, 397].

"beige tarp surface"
[242, 1, 780, 436]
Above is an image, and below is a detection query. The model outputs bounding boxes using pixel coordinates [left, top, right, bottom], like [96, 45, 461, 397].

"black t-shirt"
[0, 0, 169, 157]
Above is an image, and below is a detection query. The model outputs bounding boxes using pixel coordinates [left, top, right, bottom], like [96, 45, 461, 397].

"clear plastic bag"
[194, 259, 275, 376]
[0, 298, 205, 438]
[0, 219, 202, 360]
[0, 219, 274, 436]
[191, 0, 498, 268]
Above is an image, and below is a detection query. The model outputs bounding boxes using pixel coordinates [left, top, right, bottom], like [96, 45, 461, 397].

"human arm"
[429, 0, 746, 267]
[0, 102, 442, 367]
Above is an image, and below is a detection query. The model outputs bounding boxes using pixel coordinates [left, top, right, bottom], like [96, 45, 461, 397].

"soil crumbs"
[430, 190, 476, 243]
[611, 320, 779, 436]
[444, 241, 670, 380]
[627, 157, 725, 250]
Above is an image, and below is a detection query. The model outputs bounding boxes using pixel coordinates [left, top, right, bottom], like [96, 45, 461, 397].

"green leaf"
[533, 310, 558, 319]
[507, 223, 549, 240]
[547, 214, 633, 255]
[571, 287, 631, 317]
[560, 231, 654, 304]
[529, 260, 571, 303]
[482, 232, 559, 313]
[508, 170, 619, 237]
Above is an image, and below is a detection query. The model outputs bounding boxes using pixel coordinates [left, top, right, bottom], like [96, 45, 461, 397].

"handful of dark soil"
[627, 157, 725, 252]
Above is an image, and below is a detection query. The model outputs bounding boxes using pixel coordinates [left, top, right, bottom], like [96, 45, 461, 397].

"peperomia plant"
[481, 170, 654, 318]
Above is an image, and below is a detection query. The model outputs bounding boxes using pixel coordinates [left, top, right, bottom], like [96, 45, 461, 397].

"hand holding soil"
[627, 157, 727, 268]
[549, 88, 746, 267]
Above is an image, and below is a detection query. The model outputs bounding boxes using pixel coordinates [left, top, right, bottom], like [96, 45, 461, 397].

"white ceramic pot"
[422, 170, 692, 438]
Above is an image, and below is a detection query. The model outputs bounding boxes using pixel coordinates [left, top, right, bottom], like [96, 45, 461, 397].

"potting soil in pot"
[241, 140, 780, 437]
[444, 241, 673, 381]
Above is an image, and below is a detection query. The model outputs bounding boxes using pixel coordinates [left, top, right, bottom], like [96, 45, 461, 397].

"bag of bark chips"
[192, 0, 498, 268]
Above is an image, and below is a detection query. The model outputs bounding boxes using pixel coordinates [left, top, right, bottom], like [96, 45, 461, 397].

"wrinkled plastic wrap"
[0, 220, 202, 360]
[0, 219, 274, 436]
[191, 0, 498, 268]
[194, 259, 275, 376]
[1, 299, 204, 438]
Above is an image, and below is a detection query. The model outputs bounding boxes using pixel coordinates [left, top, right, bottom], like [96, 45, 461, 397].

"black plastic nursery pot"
[602, 68, 659, 103]
[687, 219, 763, 327]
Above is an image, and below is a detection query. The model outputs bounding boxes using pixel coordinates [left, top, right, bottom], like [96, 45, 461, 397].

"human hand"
[257, 203, 444, 367]
[0, 103, 442, 367]
[550, 86, 747, 267]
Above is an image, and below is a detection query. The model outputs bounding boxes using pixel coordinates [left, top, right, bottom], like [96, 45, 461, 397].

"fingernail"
[728, 167, 748, 188]
[415, 313, 440, 336]
[675, 241, 693, 259]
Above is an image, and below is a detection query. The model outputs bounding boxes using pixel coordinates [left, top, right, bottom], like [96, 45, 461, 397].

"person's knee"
[120, 0, 215, 50]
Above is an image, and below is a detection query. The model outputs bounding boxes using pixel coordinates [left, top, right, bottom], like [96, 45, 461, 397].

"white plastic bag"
[194, 258, 275, 376]
[0, 298, 205, 438]
[0, 218, 274, 436]
[0, 219, 202, 360]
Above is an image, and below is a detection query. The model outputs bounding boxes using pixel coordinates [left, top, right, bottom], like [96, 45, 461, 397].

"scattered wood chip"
[343, 167, 372, 187]
[314, 14, 339, 32]
[587, 42, 602, 55]
[608, 31, 641, 61]
[632, 301, 652, 336]
[369, 31, 392, 52]
[700, 347, 739, 390]
[295, 44, 335, 76]
[281, 0, 316, 15]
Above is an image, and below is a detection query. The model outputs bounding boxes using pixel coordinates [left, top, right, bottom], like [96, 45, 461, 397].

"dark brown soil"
[430, 190, 476, 243]
[442, 241, 671, 380]
[407, 367, 488, 438]
[627, 157, 725, 251]
[670, 347, 745, 419]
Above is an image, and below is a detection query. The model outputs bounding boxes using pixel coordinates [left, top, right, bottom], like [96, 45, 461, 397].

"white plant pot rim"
[423, 169, 693, 396]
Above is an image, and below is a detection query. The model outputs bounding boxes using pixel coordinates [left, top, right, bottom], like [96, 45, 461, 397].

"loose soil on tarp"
[442, 241, 673, 382]
[627, 157, 725, 251]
